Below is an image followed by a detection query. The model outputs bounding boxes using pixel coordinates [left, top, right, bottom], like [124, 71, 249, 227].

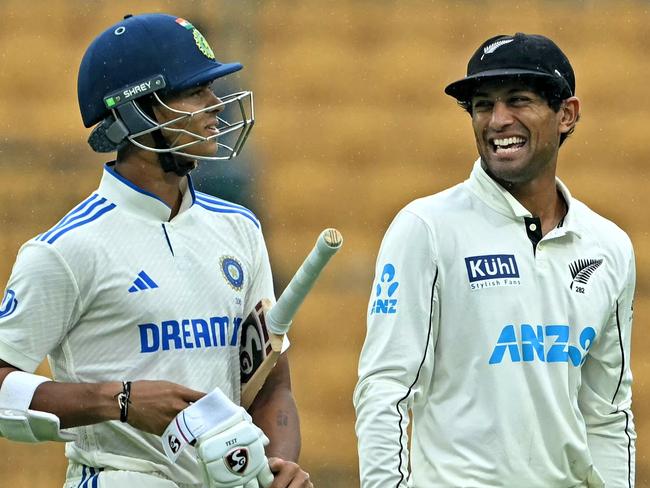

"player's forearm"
[1, 364, 121, 429]
[31, 379, 122, 429]
[354, 378, 412, 488]
[248, 354, 301, 461]
[588, 426, 635, 487]
[254, 388, 301, 461]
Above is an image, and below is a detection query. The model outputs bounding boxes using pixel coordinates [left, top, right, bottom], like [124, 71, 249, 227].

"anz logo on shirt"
[370, 263, 399, 315]
[489, 323, 597, 366]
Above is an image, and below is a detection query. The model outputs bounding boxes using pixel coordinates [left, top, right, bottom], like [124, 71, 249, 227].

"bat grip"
[267, 229, 342, 335]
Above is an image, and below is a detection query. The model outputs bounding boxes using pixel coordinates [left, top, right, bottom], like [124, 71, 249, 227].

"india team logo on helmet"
[220, 256, 244, 291]
[193, 30, 215, 59]
[77, 13, 254, 161]
[174, 17, 215, 60]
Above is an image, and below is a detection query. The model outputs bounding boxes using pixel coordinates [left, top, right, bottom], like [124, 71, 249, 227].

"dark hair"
[456, 77, 578, 146]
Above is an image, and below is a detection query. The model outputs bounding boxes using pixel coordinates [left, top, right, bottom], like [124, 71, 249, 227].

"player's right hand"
[196, 408, 273, 488]
[266, 458, 312, 488]
[125, 380, 205, 435]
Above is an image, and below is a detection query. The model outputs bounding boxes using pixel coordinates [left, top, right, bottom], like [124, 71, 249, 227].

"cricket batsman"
[0, 13, 312, 488]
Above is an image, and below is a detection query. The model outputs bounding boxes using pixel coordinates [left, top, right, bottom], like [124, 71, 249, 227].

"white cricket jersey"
[354, 160, 636, 488]
[0, 163, 275, 485]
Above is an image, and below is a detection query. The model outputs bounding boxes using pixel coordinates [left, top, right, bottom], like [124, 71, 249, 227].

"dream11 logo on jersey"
[465, 254, 521, 290]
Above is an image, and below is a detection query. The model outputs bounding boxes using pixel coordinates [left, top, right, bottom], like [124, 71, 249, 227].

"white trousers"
[63, 463, 200, 488]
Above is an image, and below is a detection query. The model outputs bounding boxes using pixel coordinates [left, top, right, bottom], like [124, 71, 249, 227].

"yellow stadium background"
[0, 1, 648, 486]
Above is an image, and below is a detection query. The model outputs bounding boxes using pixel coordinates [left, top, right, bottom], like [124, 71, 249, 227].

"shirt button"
[529, 223, 537, 231]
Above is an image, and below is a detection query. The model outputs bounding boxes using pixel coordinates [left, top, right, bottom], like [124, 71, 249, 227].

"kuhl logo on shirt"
[489, 323, 596, 366]
[465, 254, 521, 290]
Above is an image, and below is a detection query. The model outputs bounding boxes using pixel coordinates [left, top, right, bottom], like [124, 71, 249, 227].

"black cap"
[445, 33, 575, 101]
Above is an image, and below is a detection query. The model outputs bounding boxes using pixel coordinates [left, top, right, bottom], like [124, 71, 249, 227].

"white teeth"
[493, 136, 525, 147]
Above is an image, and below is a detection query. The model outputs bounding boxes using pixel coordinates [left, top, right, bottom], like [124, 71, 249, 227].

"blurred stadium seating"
[0, 1, 648, 486]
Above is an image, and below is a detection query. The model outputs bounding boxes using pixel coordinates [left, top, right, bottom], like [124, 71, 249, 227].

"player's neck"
[507, 175, 566, 237]
[114, 151, 186, 219]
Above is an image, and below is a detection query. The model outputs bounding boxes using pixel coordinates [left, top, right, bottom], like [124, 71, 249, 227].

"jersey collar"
[466, 159, 581, 237]
[98, 163, 196, 221]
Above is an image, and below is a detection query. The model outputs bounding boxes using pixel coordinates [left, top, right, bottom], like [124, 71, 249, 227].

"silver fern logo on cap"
[481, 38, 514, 60]
[569, 258, 603, 291]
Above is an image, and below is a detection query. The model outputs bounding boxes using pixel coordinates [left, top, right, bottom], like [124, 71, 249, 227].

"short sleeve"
[0, 242, 81, 372]
[243, 229, 276, 317]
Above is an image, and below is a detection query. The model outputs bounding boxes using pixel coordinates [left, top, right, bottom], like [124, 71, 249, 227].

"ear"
[559, 96, 580, 135]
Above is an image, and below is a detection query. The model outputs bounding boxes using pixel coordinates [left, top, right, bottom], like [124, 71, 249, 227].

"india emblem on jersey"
[220, 256, 245, 291]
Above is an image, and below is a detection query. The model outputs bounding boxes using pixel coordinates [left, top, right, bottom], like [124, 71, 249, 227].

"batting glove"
[196, 409, 274, 488]
[161, 387, 274, 488]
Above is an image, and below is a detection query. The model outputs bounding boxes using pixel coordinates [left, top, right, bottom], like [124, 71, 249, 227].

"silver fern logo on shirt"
[569, 258, 603, 294]
[465, 254, 521, 290]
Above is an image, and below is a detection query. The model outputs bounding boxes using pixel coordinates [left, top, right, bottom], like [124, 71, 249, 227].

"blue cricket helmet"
[78, 13, 243, 128]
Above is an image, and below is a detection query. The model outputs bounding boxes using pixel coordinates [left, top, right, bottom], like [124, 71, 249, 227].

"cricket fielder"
[0, 13, 311, 488]
[354, 33, 635, 487]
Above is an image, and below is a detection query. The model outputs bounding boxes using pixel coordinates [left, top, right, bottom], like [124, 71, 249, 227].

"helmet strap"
[151, 129, 195, 177]
[133, 95, 195, 177]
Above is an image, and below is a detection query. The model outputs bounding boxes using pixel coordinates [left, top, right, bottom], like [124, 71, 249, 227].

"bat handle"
[267, 228, 343, 335]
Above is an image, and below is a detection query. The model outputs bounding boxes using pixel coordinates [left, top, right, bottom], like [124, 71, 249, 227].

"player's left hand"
[194, 408, 272, 488]
[266, 457, 312, 488]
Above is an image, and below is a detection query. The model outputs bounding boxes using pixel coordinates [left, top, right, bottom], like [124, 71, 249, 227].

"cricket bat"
[240, 228, 343, 408]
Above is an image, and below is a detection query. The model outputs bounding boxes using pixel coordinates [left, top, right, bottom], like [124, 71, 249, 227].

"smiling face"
[153, 83, 223, 158]
[470, 79, 578, 187]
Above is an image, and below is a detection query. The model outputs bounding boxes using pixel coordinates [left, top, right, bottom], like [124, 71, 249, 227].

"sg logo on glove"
[168, 434, 181, 454]
[225, 447, 249, 475]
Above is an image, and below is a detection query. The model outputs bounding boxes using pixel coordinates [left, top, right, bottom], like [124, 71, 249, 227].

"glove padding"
[160, 387, 275, 487]
[242, 466, 275, 488]
[196, 409, 273, 488]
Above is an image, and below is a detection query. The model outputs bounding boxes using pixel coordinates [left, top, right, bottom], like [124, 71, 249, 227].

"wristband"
[115, 381, 131, 423]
